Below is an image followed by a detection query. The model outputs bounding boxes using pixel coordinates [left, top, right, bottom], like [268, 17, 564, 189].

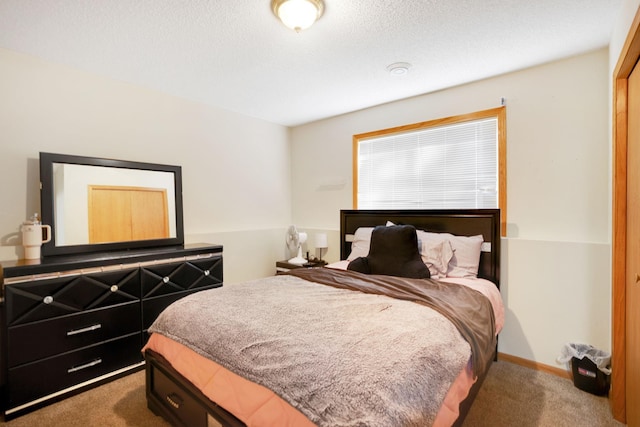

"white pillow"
[346, 227, 374, 261]
[419, 231, 484, 278]
[447, 234, 483, 278]
[421, 238, 454, 278]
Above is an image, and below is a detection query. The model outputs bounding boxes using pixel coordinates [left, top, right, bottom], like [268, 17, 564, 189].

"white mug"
[21, 220, 51, 260]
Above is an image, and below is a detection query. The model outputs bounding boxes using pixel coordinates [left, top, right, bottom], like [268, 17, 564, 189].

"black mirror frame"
[39, 152, 185, 257]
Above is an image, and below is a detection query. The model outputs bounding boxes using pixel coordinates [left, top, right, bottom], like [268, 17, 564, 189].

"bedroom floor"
[0, 360, 623, 426]
[465, 360, 623, 426]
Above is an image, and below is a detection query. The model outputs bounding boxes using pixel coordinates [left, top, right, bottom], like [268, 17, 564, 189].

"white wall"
[610, 0, 640, 71]
[290, 49, 611, 368]
[0, 48, 292, 283]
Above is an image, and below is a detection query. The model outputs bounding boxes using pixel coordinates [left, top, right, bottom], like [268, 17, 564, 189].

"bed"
[143, 209, 502, 427]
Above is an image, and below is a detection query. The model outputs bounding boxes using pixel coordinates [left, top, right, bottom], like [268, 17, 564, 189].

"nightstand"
[275, 260, 327, 275]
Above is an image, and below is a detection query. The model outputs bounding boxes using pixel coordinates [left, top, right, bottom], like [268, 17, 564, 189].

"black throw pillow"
[347, 224, 430, 279]
[346, 256, 370, 274]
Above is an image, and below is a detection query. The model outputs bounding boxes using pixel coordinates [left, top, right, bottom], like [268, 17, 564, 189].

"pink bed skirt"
[144, 333, 476, 426]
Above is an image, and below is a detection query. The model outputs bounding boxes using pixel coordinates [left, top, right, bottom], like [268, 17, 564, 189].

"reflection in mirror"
[40, 152, 184, 257]
[52, 163, 177, 246]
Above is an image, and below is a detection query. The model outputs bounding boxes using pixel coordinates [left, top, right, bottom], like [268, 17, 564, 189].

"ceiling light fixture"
[387, 62, 412, 76]
[271, 0, 324, 32]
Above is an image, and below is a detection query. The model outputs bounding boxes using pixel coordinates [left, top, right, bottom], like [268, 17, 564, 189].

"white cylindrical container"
[21, 214, 51, 260]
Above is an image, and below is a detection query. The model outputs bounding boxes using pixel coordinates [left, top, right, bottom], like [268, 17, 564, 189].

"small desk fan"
[286, 225, 308, 265]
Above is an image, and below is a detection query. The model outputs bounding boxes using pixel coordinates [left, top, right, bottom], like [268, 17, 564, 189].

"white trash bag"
[557, 343, 611, 375]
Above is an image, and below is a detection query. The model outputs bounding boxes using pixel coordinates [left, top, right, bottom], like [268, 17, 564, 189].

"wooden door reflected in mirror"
[88, 186, 169, 244]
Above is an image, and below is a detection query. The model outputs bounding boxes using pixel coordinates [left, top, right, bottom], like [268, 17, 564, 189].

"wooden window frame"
[352, 106, 507, 235]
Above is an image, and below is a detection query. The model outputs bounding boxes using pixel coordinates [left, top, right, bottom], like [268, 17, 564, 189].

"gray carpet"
[0, 361, 623, 426]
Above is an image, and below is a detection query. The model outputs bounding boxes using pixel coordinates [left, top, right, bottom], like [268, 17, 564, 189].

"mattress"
[144, 333, 475, 426]
[145, 268, 503, 426]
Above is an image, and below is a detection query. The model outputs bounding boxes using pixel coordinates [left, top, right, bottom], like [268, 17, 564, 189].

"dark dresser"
[0, 243, 222, 419]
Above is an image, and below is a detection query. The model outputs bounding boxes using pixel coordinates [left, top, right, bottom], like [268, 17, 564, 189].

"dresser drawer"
[5, 268, 140, 326]
[149, 362, 208, 427]
[7, 333, 143, 408]
[141, 256, 222, 299]
[8, 302, 141, 368]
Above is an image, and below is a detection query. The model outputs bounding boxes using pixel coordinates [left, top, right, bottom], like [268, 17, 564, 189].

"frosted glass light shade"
[272, 0, 324, 32]
[315, 233, 328, 249]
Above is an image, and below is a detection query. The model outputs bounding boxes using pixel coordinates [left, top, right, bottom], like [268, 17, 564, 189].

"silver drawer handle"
[67, 358, 102, 373]
[67, 324, 102, 336]
[166, 393, 182, 409]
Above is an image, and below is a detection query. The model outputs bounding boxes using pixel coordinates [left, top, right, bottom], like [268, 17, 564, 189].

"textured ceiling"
[0, 0, 623, 127]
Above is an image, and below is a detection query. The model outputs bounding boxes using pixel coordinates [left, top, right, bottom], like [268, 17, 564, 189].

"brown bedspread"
[149, 268, 495, 426]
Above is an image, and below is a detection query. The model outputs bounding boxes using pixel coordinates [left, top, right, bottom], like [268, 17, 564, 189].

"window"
[353, 107, 506, 234]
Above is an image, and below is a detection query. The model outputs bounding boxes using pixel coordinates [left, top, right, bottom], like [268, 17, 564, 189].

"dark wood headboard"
[340, 209, 500, 288]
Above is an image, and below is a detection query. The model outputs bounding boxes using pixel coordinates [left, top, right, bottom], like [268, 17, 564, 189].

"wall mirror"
[40, 152, 184, 257]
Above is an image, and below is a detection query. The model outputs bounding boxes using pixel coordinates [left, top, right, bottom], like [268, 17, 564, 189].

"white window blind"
[357, 118, 498, 209]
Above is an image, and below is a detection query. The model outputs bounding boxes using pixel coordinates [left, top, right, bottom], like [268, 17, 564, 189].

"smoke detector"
[387, 62, 412, 76]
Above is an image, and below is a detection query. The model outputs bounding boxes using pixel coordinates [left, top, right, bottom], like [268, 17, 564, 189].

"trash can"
[557, 343, 611, 396]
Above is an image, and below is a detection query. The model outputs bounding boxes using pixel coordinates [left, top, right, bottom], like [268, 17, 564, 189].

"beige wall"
[0, 48, 292, 283]
[290, 49, 612, 368]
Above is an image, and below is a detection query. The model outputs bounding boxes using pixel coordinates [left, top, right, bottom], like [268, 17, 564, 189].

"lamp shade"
[315, 233, 328, 249]
[272, 0, 324, 32]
